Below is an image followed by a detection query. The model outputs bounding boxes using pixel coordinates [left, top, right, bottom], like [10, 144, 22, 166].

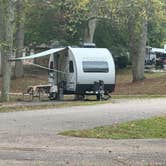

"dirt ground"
[1, 66, 166, 96]
[114, 75, 166, 95]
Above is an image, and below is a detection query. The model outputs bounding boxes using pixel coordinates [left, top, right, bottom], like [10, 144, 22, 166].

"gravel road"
[0, 98, 166, 166]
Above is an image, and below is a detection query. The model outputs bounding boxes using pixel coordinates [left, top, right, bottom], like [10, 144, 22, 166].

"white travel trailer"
[12, 46, 116, 100]
[49, 47, 115, 99]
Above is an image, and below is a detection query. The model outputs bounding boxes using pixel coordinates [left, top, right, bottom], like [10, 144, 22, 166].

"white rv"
[12, 46, 116, 100]
[145, 45, 166, 66]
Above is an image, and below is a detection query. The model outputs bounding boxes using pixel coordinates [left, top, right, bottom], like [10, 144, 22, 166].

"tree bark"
[131, 19, 147, 82]
[14, 0, 25, 78]
[137, 19, 147, 80]
[0, 2, 4, 76]
[0, 47, 1, 76]
[0, 0, 14, 102]
[84, 18, 97, 43]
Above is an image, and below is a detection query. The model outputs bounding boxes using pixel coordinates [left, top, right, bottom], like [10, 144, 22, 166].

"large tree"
[14, 0, 26, 78]
[128, 0, 165, 81]
[106, 0, 165, 82]
[0, 0, 15, 101]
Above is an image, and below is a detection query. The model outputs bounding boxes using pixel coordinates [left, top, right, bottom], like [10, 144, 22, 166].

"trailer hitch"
[93, 80, 105, 101]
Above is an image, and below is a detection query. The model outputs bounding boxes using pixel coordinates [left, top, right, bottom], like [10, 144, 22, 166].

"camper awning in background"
[10, 48, 65, 61]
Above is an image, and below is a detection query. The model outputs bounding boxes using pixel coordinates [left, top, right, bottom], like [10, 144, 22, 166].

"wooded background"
[0, 0, 166, 101]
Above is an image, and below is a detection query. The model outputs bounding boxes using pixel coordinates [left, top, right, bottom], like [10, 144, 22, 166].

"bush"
[114, 56, 128, 69]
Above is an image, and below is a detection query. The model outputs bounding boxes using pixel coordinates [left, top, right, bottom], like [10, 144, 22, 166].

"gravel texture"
[0, 98, 166, 165]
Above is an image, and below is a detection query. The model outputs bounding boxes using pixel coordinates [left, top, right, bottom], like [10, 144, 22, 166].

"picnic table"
[23, 84, 51, 100]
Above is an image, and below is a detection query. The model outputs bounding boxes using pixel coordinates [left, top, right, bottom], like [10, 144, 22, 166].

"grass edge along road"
[0, 95, 166, 113]
[0, 100, 112, 113]
[59, 116, 166, 139]
[1, 95, 166, 113]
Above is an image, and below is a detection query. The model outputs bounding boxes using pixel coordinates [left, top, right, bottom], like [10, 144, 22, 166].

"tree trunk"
[130, 37, 139, 82]
[131, 19, 147, 82]
[137, 19, 147, 80]
[0, 2, 3, 76]
[84, 18, 97, 43]
[14, 0, 25, 78]
[0, 51, 1, 76]
[0, 0, 14, 102]
[1, 50, 12, 102]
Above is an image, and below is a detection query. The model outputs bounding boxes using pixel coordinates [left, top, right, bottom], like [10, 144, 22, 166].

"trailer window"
[69, 61, 74, 73]
[82, 61, 109, 73]
[49, 61, 54, 73]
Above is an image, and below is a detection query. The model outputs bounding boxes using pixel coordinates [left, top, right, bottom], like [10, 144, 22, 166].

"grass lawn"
[59, 116, 166, 139]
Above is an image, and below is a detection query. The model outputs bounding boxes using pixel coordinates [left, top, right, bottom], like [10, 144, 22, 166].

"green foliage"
[147, 0, 166, 47]
[94, 19, 129, 56]
[115, 56, 129, 69]
[24, 0, 91, 45]
[25, 0, 60, 45]
[23, 0, 166, 49]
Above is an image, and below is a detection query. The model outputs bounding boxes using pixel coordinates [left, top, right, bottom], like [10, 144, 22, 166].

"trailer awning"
[10, 48, 65, 61]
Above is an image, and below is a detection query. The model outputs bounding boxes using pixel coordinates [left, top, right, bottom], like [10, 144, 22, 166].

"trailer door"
[66, 60, 76, 92]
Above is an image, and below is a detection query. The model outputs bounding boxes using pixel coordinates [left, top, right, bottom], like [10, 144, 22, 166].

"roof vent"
[83, 43, 96, 48]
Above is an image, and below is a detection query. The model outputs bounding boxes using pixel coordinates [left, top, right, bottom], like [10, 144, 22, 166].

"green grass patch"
[59, 116, 166, 139]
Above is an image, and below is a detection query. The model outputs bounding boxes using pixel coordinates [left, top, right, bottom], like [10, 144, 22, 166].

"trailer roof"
[69, 47, 112, 60]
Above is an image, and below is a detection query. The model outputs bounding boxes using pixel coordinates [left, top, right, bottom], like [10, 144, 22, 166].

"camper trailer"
[145, 45, 166, 69]
[48, 47, 115, 99]
[12, 46, 115, 100]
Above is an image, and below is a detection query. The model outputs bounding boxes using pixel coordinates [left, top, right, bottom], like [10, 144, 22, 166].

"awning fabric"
[10, 48, 65, 61]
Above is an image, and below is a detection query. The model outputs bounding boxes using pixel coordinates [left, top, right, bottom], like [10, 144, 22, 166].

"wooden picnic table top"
[28, 84, 51, 89]
[26, 84, 51, 96]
